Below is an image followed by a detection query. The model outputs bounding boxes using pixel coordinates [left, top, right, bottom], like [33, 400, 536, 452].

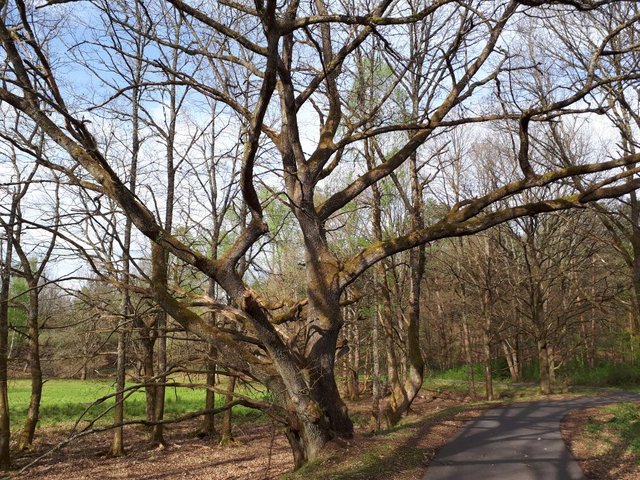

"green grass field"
[8, 377, 265, 431]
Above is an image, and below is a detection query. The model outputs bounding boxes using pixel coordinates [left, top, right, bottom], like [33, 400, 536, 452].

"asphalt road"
[424, 392, 640, 480]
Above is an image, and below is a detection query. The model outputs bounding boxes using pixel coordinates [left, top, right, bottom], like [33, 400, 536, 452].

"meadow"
[8, 378, 264, 431]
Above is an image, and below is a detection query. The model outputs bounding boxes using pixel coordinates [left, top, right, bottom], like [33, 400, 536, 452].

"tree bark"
[219, 374, 236, 446]
[140, 335, 156, 429]
[370, 304, 381, 431]
[110, 311, 127, 456]
[0, 222, 13, 469]
[538, 339, 551, 395]
[481, 289, 493, 400]
[548, 344, 557, 385]
[502, 340, 520, 382]
[462, 312, 476, 396]
[350, 322, 360, 400]
[151, 310, 167, 446]
[201, 342, 217, 437]
[482, 327, 493, 401]
[17, 283, 42, 450]
[303, 296, 353, 437]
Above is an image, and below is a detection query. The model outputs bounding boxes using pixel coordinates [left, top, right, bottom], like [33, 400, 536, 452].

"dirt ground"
[562, 404, 640, 480]
[8, 393, 480, 480]
[12, 421, 292, 480]
[288, 393, 487, 480]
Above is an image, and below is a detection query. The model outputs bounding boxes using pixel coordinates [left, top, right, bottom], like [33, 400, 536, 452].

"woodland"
[0, 0, 640, 476]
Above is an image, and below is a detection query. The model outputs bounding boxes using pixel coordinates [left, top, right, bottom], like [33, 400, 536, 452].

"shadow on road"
[424, 393, 640, 480]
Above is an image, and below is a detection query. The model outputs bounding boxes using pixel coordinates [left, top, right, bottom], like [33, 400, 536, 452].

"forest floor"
[6, 379, 612, 480]
[7, 389, 488, 480]
[11, 416, 291, 479]
[562, 401, 640, 480]
[282, 392, 490, 480]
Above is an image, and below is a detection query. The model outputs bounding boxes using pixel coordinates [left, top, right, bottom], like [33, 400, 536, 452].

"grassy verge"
[563, 401, 640, 480]
[585, 403, 640, 454]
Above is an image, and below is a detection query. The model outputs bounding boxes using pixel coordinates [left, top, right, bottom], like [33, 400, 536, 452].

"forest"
[0, 0, 640, 478]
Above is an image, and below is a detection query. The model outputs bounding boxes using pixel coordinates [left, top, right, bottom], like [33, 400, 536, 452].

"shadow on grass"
[284, 405, 471, 480]
[578, 402, 640, 479]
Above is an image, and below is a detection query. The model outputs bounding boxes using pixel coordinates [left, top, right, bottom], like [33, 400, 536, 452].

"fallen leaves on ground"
[562, 402, 640, 480]
[9, 392, 484, 480]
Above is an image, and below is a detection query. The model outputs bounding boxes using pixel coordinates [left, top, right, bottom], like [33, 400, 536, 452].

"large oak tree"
[0, 0, 639, 468]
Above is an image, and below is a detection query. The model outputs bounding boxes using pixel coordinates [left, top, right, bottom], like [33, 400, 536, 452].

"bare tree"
[0, 0, 640, 468]
[10, 179, 60, 450]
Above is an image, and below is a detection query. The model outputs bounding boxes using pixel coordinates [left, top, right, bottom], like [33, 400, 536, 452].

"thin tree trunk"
[342, 322, 352, 399]
[111, 12, 141, 452]
[515, 317, 523, 380]
[370, 304, 381, 431]
[110, 311, 127, 456]
[366, 138, 407, 427]
[482, 293, 493, 400]
[378, 269, 403, 424]
[548, 344, 556, 385]
[437, 304, 450, 370]
[151, 17, 182, 445]
[201, 342, 217, 437]
[502, 340, 520, 382]
[219, 374, 237, 445]
[482, 328, 493, 401]
[481, 237, 494, 400]
[17, 284, 42, 450]
[345, 319, 359, 401]
[460, 292, 476, 396]
[0, 230, 12, 469]
[589, 310, 597, 367]
[150, 292, 167, 447]
[351, 321, 360, 400]
[12, 174, 58, 451]
[80, 340, 88, 381]
[464, 326, 476, 392]
[397, 148, 427, 416]
[141, 337, 156, 427]
[631, 188, 640, 333]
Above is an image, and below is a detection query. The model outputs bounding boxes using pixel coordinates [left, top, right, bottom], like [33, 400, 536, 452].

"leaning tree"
[0, 0, 639, 468]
